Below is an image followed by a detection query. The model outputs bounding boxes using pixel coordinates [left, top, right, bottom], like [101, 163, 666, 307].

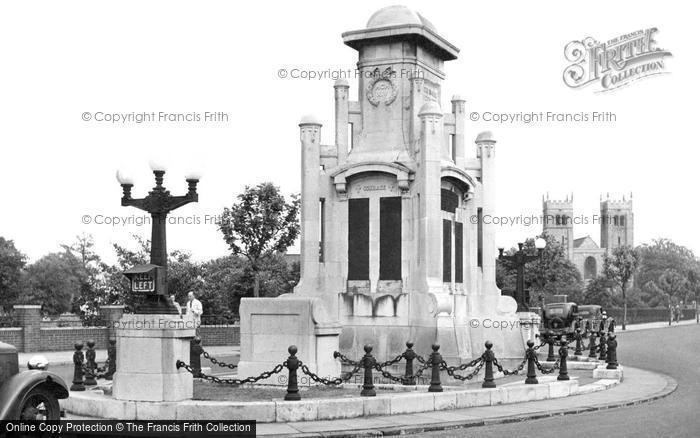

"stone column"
[112, 314, 194, 402]
[334, 79, 350, 165]
[451, 95, 466, 168]
[476, 132, 497, 292]
[99, 305, 125, 341]
[418, 102, 444, 294]
[13, 305, 41, 352]
[296, 115, 322, 293]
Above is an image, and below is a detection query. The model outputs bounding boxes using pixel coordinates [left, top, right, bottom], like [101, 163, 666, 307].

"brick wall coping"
[0, 327, 22, 331]
[13, 305, 41, 309]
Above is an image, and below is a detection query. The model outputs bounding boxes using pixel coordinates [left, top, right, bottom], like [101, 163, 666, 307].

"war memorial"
[49, 9, 649, 431]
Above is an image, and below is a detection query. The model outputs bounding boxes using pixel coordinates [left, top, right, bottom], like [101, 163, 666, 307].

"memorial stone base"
[112, 314, 195, 402]
[238, 296, 341, 385]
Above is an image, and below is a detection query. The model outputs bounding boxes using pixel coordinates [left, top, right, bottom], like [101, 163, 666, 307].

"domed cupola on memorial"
[238, 7, 531, 377]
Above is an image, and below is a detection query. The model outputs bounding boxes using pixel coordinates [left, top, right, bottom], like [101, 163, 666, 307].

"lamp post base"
[134, 296, 179, 315]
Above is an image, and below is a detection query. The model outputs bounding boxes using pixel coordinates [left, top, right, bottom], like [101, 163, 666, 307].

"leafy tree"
[62, 234, 114, 325]
[23, 251, 82, 315]
[657, 269, 690, 305]
[603, 245, 639, 330]
[583, 276, 616, 307]
[218, 183, 300, 297]
[0, 237, 27, 311]
[497, 234, 583, 306]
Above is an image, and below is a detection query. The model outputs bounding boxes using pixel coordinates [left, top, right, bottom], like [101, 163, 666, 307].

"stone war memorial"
[238, 5, 538, 380]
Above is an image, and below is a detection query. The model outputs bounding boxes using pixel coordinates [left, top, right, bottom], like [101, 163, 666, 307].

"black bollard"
[546, 333, 557, 362]
[574, 328, 583, 356]
[70, 342, 85, 391]
[360, 345, 376, 397]
[284, 345, 301, 401]
[606, 334, 619, 370]
[557, 340, 570, 381]
[190, 336, 203, 378]
[598, 331, 607, 361]
[588, 331, 597, 358]
[428, 344, 443, 392]
[105, 339, 117, 380]
[482, 341, 496, 389]
[403, 342, 417, 386]
[525, 340, 538, 385]
[83, 340, 97, 386]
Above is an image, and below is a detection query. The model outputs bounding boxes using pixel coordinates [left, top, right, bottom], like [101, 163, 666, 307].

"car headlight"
[27, 355, 49, 370]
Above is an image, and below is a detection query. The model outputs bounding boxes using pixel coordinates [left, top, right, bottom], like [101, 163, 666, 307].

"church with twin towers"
[542, 193, 634, 282]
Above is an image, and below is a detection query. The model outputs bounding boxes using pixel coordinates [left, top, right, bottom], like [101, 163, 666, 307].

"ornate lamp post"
[498, 237, 547, 312]
[116, 162, 200, 314]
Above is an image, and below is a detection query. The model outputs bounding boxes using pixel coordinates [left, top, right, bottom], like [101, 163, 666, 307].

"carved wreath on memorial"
[366, 67, 398, 107]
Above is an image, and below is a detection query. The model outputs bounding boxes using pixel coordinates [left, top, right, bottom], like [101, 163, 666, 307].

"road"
[424, 323, 700, 438]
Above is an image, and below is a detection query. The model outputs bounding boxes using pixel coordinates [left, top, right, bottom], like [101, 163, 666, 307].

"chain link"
[493, 356, 527, 376]
[373, 358, 432, 384]
[177, 360, 284, 385]
[376, 353, 405, 368]
[533, 356, 560, 374]
[300, 362, 361, 385]
[441, 358, 485, 381]
[202, 350, 238, 370]
[333, 351, 362, 367]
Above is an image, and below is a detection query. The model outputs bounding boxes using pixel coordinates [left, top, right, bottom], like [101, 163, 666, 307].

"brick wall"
[199, 325, 240, 346]
[40, 327, 110, 351]
[0, 324, 239, 351]
[0, 328, 23, 349]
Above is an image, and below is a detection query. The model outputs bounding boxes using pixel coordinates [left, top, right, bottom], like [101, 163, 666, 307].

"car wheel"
[17, 387, 61, 421]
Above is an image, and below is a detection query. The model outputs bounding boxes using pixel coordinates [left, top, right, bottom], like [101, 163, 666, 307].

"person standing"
[186, 291, 203, 330]
[169, 294, 182, 318]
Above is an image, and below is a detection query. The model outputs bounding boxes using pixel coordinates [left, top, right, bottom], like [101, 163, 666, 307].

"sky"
[0, 1, 697, 264]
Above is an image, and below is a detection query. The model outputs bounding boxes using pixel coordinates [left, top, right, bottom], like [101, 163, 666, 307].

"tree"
[23, 251, 82, 315]
[496, 234, 583, 306]
[218, 183, 300, 297]
[62, 234, 114, 325]
[0, 237, 27, 311]
[603, 245, 639, 330]
[657, 269, 690, 305]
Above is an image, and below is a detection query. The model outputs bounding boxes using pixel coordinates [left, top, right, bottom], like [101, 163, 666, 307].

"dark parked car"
[0, 341, 68, 420]
[542, 302, 579, 335]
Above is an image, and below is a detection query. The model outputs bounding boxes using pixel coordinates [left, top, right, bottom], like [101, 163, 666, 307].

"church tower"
[542, 194, 574, 260]
[600, 194, 634, 250]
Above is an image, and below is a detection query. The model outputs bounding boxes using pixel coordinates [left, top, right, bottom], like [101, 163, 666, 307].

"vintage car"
[542, 302, 579, 335]
[0, 341, 68, 420]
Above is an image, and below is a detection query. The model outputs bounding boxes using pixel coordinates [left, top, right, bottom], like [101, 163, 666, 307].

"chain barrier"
[441, 357, 485, 381]
[81, 360, 110, 380]
[493, 356, 527, 376]
[333, 351, 362, 367]
[533, 356, 560, 374]
[202, 350, 238, 370]
[300, 362, 362, 385]
[375, 353, 405, 368]
[374, 358, 432, 384]
[176, 360, 284, 385]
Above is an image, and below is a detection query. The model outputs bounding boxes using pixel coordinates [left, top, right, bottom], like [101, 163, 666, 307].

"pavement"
[253, 366, 674, 437]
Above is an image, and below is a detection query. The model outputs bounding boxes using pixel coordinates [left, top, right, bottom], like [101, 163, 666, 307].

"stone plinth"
[99, 305, 125, 341]
[112, 314, 195, 402]
[238, 296, 341, 385]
